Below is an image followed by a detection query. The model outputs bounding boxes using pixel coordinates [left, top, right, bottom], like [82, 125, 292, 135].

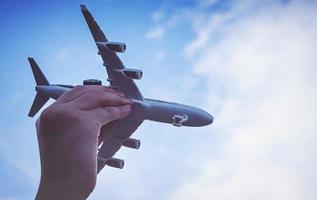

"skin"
[35, 85, 132, 200]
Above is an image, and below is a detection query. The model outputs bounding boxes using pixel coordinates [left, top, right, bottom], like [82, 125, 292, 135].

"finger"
[73, 91, 132, 110]
[57, 85, 120, 103]
[92, 104, 132, 126]
[56, 85, 124, 104]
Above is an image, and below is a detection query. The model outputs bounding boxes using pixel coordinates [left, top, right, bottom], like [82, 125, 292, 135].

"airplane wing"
[80, 4, 143, 100]
[81, 5, 144, 172]
[97, 119, 143, 172]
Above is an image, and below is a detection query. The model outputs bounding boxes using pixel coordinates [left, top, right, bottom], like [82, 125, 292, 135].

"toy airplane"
[27, 4, 213, 173]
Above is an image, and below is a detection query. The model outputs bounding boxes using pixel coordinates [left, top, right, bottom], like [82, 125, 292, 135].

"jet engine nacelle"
[122, 138, 141, 149]
[120, 69, 143, 80]
[105, 158, 124, 169]
[96, 41, 126, 53]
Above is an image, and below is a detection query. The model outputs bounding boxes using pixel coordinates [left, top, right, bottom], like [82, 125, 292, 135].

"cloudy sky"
[0, 0, 316, 199]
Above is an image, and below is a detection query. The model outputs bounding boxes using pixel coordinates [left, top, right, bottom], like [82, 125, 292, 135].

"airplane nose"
[201, 111, 214, 126]
[186, 108, 214, 127]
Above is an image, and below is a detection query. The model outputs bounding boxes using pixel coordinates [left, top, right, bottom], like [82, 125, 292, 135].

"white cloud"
[145, 26, 165, 40]
[183, 12, 233, 58]
[145, 9, 185, 40]
[152, 9, 165, 22]
[169, 1, 317, 200]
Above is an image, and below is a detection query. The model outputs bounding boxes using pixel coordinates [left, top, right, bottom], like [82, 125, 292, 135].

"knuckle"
[62, 85, 85, 97]
[73, 85, 84, 91]
[84, 85, 103, 92]
[39, 106, 55, 123]
[69, 85, 85, 94]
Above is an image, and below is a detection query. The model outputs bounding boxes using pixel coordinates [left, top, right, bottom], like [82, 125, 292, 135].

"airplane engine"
[172, 114, 189, 127]
[105, 158, 124, 169]
[96, 41, 126, 53]
[122, 138, 141, 149]
[121, 69, 143, 80]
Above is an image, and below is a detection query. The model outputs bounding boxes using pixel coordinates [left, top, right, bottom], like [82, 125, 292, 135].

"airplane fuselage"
[36, 85, 213, 127]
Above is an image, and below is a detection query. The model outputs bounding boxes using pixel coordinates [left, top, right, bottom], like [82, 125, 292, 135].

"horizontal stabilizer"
[28, 93, 49, 117]
[28, 57, 50, 117]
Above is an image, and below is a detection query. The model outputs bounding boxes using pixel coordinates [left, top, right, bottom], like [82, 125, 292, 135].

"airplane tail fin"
[28, 57, 50, 117]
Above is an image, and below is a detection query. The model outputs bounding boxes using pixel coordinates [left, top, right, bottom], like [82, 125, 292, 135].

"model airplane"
[28, 4, 213, 173]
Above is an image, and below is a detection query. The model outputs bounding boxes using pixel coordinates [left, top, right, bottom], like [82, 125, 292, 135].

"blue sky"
[1, 0, 317, 199]
[0, 0, 212, 199]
